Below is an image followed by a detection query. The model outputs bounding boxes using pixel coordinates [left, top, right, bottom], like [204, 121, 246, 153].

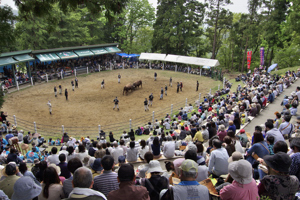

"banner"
[260, 47, 264, 66]
[247, 51, 252, 69]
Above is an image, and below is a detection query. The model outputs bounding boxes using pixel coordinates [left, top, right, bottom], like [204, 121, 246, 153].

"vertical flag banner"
[260, 47, 264, 66]
[247, 51, 252, 69]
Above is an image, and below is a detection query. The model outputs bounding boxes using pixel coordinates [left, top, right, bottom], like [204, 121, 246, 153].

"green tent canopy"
[0, 57, 18, 67]
[56, 51, 78, 59]
[90, 48, 108, 55]
[105, 46, 121, 53]
[36, 53, 60, 62]
[14, 54, 35, 62]
[74, 49, 94, 57]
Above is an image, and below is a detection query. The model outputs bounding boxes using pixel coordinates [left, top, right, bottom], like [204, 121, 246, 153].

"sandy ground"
[3, 69, 220, 137]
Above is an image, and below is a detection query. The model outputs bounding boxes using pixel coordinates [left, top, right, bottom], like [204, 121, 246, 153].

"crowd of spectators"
[0, 68, 299, 199]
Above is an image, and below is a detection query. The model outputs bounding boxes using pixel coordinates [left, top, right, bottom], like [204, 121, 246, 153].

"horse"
[133, 80, 142, 89]
[123, 84, 134, 95]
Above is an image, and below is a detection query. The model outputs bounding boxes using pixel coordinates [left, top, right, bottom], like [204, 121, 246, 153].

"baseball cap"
[179, 159, 198, 173]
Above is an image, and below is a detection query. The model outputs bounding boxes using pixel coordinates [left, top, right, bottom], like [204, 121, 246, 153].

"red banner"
[247, 51, 252, 69]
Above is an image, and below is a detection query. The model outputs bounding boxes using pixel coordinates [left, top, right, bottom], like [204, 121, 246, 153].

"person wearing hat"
[220, 160, 259, 200]
[289, 138, 300, 181]
[161, 159, 210, 200]
[258, 152, 300, 199]
[11, 176, 42, 200]
[139, 160, 168, 200]
[107, 164, 149, 200]
[0, 163, 20, 198]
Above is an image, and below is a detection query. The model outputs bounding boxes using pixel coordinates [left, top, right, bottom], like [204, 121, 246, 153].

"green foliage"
[0, 6, 17, 53]
[273, 42, 300, 68]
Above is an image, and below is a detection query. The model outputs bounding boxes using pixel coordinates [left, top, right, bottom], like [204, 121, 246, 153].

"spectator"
[160, 159, 210, 200]
[137, 152, 153, 178]
[227, 121, 236, 134]
[36, 160, 48, 182]
[18, 162, 39, 184]
[5, 132, 14, 142]
[139, 140, 150, 160]
[107, 164, 149, 200]
[0, 135, 8, 149]
[278, 115, 294, 139]
[65, 167, 107, 200]
[111, 142, 123, 164]
[274, 112, 282, 129]
[31, 159, 40, 178]
[90, 158, 103, 173]
[93, 155, 119, 196]
[289, 138, 300, 181]
[224, 136, 235, 157]
[67, 146, 76, 162]
[0, 163, 20, 198]
[258, 152, 300, 199]
[127, 141, 138, 162]
[11, 176, 42, 200]
[220, 160, 259, 200]
[57, 154, 71, 179]
[208, 139, 229, 177]
[63, 158, 83, 197]
[217, 124, 227, 142]
[75, 144, 88, 162]
[264, 121, 285, 144]
[151, 137, 161, 159]
[193, 127, 204, 142]
[142, 160, 168, 200]
[266, 136, 275, 155]
[48, 147, 60, 165]
[38, 166, 64, 200]
[7, 148, 23, 164]
[88, 141, 98, 157]
[163, 137, 175, 159]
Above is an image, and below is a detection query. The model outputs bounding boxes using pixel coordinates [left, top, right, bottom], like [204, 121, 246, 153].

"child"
[241, 114, 246, 125]
[266, 135, 275, 155]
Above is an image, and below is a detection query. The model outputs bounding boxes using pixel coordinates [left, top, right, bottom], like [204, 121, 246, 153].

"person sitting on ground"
[227, 121, 236, 134]
[107, 164, 150, 200]
[217, 125, 227, 142]
[88, 141, 98, 157]
[151, 137, 161, 159]
[127, 141, 138, 162]
[160, 159, 210, 200]
[93, 155, 119, 197]
[163, 137, 175, 159]
[224, 136, 235, 157]
[0, 163, 20, 199]
[75, 144, 88, 162]
[57, 153, 71, 179]
[139, 140, 150, 160]
[265, 121, 285, 144]
[137, 152, 154, 178]
[208, 139, 229, 177]
[220, 160, 259, 200]
[47, 147, 60, 165]
[63, 157, 83, 197]
[64, 167, 107, 200]
[19, 162, 39, 184]
[258, 152, 300, 199]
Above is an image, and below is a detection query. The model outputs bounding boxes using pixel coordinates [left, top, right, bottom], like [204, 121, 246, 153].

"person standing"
[144, 98, 149, 111]
[75, 77, 78, 88]
[149, 93, 153, 107]
[165, 85, 168, 96]
[59, 85, 62, 95]
[71, 80, 75, 91]
[160, 87, 164, 100]
[101, 79, 105, 89]
[118, 74, 121, 83]
[154, 72, 157, 81]
[180, 81, 183, 91]
[113, 97, 119, 111]
[54, 86, 57, 97]
[196, 80, 199, 91]
[177, 82, 180, 93]
[65, 89, 68, 100]
[47, 100, 52, 115]
[169, 77, 172, 87]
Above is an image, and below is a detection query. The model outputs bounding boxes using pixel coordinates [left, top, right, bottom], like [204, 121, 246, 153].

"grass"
[271, 66, 299, 76]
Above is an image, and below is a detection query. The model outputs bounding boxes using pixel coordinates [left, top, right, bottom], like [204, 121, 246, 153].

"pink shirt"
[220, 179, 259, 200]
[173, 158, 185, 176]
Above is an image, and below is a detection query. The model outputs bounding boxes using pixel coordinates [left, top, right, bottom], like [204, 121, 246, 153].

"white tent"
[176, 56, 220, 67]
[164, 54, 179, 62]
[139, 53, 166, 61]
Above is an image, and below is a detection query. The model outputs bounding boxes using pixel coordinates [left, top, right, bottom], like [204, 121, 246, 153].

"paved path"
[244, 79, 298, 134]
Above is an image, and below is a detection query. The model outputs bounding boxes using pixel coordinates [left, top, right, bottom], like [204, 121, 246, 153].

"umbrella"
[267, 63, 278, 73]
[202, 66, 210, 69]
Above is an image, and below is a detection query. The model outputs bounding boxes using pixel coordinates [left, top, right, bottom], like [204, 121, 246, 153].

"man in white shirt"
[163, 138, 175, 159]
[163, 120, 170, 130]
[111, 143, 124, 164]
[59, 146, 69, 157]
[47, 147, 60, 164]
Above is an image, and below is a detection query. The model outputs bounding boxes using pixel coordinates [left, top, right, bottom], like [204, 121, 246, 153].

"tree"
[205, 0, 232, 59]
[0, 6, 17, 53]
[152, 0, 206, 55]
[273, 42, 300, 68]
[13, 0, 128, 20]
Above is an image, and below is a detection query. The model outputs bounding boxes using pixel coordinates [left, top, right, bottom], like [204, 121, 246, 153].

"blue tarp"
[267, 63, 278, 73]
[203, 66, 210, 69]
[117, 53, 140, 58]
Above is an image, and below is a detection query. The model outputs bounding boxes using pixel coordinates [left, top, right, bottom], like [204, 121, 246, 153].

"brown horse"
[133, 80, 142, 89]
[123, 83, 134, 95]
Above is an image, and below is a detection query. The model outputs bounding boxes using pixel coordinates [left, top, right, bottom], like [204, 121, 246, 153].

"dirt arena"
[3, 69, 220, 137]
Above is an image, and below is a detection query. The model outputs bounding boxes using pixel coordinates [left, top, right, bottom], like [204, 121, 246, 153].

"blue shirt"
[178, 181, 199, 186]
[26, 151, 39, 162]
[208, 147, 229, 176]
[246, 141, 269, 165]
[290, 152, 300, 182]
[5, 134, 13, 142]
[227, 125, 236, 134]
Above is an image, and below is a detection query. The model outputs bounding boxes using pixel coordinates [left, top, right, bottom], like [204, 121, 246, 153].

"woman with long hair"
[139, 139, 149, 160]
[67, 146, 75, 162]
[151, 137, 161, 159]
[19, 162, 39, 183]
[38, 167, 64, 200]
[75, 144, 88, 161]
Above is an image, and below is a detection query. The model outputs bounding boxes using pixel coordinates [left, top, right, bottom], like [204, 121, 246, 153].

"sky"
[0, 0, 17, 9]
[148, 0, 249, 14]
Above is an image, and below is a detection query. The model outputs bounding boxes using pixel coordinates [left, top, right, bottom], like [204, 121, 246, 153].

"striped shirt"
[63, 176, 73, 197]
[93, 170, 119, 196]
